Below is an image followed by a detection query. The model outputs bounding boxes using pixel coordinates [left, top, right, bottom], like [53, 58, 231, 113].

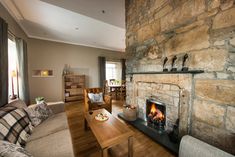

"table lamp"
[10, 70, 17, 100]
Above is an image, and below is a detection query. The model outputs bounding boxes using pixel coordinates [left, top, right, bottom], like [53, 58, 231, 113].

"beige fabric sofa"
[179, 135, 234, 157]
[6, 100, 74, 157]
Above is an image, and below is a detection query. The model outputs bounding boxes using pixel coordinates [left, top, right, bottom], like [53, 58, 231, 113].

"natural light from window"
[106, 61, 122, 82]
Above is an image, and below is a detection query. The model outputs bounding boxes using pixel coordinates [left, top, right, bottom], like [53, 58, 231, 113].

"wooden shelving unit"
[63, 75, 85, 103]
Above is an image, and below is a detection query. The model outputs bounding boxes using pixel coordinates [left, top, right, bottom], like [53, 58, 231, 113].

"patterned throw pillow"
[25, 102, 53, 127]
[0, 106, 33, 147]
[0, 140, 33, 157]
[88, 92, 103, 103]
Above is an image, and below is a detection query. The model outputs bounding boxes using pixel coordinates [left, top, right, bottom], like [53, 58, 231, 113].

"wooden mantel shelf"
[127, 70, 204, 75]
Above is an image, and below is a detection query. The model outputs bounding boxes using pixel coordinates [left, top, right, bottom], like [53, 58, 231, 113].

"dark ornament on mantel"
[171, 56, 177, 71]
[163, 57, 168, 72]
[182, 54, 189, 71]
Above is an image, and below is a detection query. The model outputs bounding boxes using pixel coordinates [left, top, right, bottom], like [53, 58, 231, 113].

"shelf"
[127, 70, 204, 75]
[32, 75, 54, 78]
[32, 70, 53, 77]
[65, 88, 83, 91]
[68, 94, 83, 97]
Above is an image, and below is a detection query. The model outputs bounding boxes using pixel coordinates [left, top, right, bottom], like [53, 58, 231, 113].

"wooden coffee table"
[84, 109, 134, 157]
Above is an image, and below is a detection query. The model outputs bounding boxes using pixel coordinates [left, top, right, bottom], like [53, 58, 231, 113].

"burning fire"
[148, 104, 164, 121]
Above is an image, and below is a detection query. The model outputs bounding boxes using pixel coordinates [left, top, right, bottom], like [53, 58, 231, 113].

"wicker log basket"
[123, 105, 137, 121]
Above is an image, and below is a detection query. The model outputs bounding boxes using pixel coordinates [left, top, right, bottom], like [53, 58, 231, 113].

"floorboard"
[65, 100, 176, 157]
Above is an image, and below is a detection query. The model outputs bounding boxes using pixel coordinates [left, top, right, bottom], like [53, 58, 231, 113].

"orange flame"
[150, 104, 164, 121]
[150, 103, 157, 114]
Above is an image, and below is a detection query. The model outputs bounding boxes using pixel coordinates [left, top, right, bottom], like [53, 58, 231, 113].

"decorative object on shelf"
[10, 70, 17, 100]
[65, 93, 69, 97]
[63, 64, 72, 75]
[171, 56, 177, 71]
[181, 54, 189, 71]
[163, 57, 168, 72]
[35, 96, 44, 104]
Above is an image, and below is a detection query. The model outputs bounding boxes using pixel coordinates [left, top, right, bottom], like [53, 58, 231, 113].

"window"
[106, 61, 122, 81]
[8, 38, 18, 99]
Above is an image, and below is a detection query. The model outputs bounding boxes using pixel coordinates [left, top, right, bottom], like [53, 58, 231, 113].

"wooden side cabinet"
[63, 75, 85, 103]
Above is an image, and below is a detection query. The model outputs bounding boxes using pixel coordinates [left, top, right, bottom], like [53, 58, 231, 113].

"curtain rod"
[8, 30, 16, 38]
[8, 30, 18, 41]
[8, 29, 16, 37]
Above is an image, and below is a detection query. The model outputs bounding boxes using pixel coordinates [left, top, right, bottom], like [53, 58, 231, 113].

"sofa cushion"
[25, 102, 53, 127]
[47, 101, 64, 114]
[27, 112, 68, 142]
[6, 100, 27, 109]
[26, 129, 74, 157]
[0, 106, 33, 146]
[88, 92, 103, 103]
[0, 140, 33, 157]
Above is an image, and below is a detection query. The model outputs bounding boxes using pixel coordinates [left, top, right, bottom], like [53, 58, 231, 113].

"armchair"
[84, 88, 112, 113]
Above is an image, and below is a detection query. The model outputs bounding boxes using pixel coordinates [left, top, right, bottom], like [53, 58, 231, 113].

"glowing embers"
[146, 99, 166, 132]
[148, 103, 165, 122]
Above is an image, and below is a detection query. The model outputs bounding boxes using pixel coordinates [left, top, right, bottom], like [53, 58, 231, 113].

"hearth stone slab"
[118, 113, 179, 154]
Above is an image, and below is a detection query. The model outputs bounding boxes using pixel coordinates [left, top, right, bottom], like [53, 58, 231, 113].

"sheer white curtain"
[16, 38, 30, 105]
[8, 38, 18, 98]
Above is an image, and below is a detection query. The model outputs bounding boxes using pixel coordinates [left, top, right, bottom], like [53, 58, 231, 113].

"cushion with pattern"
[0, 106, 33, 147]
[88, 92, 104, 103]
[24, 102, 53, 127]
[0, 140, 33, 157]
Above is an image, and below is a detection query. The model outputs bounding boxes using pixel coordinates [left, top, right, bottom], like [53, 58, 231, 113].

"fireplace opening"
[146, 99, 166, 132]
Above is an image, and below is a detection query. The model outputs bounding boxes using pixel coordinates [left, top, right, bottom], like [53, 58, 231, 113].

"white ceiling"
[1, 0, 126, 52]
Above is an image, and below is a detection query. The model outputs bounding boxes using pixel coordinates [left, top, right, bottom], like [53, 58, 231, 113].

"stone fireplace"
[125, 0, 235, 154]
[128, 74, 192, 137]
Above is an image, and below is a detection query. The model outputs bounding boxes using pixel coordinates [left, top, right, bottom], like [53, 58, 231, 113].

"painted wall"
[28, 38, 125, 103]
[0, 2, 126, 104]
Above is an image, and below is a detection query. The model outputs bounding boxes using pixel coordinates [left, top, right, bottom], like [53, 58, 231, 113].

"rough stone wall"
[125, 0, 235, 154]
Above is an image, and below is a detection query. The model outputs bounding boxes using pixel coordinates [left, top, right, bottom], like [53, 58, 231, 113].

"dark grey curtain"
[0, 18, 8, 107]
[121, 59, 126, 81]
[16, 38, 30, 105]
[98, 56, 106, 88]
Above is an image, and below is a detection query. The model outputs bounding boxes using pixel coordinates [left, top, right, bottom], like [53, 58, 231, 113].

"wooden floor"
[65, 100, 176, 157]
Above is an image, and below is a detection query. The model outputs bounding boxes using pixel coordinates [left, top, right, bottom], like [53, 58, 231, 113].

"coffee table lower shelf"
[118, 113, 179, 154]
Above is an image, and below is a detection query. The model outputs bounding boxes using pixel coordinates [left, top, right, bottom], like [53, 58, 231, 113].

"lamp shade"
[11, 70, 17, 77]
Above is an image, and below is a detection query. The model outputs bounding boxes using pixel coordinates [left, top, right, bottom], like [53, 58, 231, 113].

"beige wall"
[28, 38, 125, 103]
[0, 3, 27, 41]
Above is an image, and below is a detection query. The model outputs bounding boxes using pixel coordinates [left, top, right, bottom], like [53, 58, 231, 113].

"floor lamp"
[10, 70, 17, 100]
